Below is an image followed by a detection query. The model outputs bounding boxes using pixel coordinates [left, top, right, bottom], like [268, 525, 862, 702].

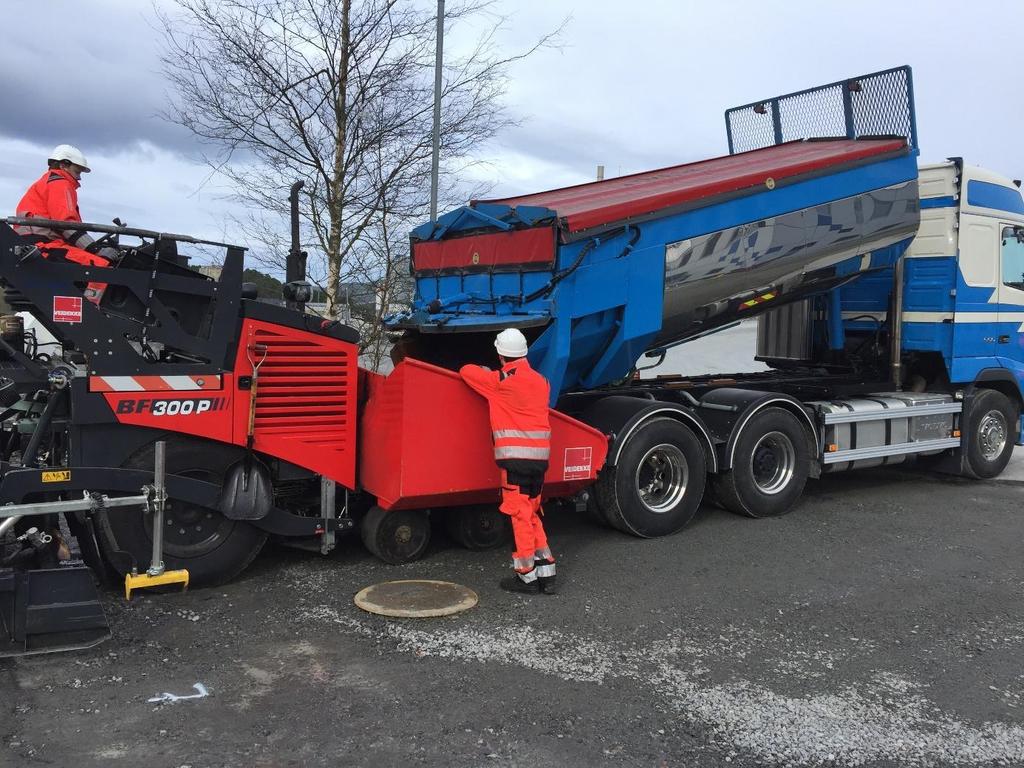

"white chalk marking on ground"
[147, 682, 209, 704]
[299, 602, 1024, 767]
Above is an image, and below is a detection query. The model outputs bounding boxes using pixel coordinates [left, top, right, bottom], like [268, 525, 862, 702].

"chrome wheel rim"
[978, 410, 1007, 462]
[635, 443, 689, 513]
[750, 431, 796, 495]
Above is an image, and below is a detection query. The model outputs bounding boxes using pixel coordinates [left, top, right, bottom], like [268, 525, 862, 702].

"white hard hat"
[48, 144, 90, 172]
[495, 328, 528, 358]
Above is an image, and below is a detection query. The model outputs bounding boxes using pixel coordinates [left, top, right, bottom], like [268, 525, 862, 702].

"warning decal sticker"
[53, 295, 83, 323]
[563, 446, 593, 480]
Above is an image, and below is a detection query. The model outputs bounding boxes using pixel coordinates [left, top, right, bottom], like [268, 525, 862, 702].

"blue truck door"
[997, 224, 1024, 369]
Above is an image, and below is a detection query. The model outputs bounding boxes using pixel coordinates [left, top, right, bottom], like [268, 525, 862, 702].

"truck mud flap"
[0, 566, 110, 658]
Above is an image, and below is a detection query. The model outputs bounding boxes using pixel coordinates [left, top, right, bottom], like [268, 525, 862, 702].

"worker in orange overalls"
[14, 145, 110, 303]
[460, 328, 557, 595]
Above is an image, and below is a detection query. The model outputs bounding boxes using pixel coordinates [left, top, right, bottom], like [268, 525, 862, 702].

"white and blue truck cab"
[835, 159, 1024, 474]
[909, 160, 1024, 428]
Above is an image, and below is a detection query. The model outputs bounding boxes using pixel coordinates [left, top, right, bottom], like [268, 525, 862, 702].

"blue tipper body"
[387, 66, 932, 404]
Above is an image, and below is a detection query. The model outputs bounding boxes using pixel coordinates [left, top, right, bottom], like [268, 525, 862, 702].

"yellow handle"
[247, 371, 258, 438]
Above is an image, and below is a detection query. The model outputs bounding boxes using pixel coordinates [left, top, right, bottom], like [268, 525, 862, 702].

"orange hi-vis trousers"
[37, 240, 109, 303]
[500, 470, 554, 576]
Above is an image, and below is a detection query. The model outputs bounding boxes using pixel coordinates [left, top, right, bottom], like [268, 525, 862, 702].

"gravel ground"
[3, 465, 1024, 768]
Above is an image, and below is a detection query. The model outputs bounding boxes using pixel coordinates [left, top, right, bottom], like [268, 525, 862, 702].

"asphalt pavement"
[4, 463, 1024, 768]
[997, 452, 1024, 485]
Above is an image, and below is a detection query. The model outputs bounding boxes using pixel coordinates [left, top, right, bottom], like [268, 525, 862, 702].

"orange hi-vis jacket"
[459, 357, 552, 464]
[15, 168, 93, 249]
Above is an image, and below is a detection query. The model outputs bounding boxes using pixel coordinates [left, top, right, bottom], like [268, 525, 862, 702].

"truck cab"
[842, 161, 1024, 445]
[945, 163, 1024, 443]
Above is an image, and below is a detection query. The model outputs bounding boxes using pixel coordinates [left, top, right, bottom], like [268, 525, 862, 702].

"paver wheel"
[445, 504, 510, 550]
[361, 506, 431, 564]
[96, 438, 267, 587]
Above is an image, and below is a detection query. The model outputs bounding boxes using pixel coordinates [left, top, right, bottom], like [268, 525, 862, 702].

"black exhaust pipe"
[284, 181, 310, 312]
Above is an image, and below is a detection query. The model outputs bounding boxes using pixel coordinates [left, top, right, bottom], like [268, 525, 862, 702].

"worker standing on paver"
[14, 145, 110, 302]
[460, 328, 558, 594]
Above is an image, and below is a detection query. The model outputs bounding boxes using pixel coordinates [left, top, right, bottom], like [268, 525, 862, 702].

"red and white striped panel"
[89, 375, 223, 392]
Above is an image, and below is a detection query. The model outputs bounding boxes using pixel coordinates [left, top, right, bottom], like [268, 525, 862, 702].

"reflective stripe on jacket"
[459, 357, 552, 463]
[14, 168, 94, 249]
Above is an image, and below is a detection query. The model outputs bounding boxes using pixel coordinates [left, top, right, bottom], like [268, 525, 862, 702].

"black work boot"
[535, 558, 557, 595]
[499, 571, 541, 595]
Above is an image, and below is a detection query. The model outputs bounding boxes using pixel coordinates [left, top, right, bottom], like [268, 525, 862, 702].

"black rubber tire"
[963, 389, 1018, 479]
[593, 418, 707, 538]
[444, 504, 510, 550]
[712, 407, 810, 519]
[361, 506, 431, 564]
[95, 438, 267, 587]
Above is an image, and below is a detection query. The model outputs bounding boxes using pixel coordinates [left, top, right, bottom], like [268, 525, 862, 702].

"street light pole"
[430, 0, 444, 223]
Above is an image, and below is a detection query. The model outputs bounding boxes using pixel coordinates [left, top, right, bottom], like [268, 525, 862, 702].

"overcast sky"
[2, 0, 1022, 267]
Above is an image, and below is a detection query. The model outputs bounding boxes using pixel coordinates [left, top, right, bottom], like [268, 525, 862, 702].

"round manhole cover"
[354, 580, 478, 618]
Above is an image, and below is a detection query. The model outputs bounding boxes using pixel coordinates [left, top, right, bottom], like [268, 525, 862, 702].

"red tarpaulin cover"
[478, 138, 908, 234]
[413, 225, 556, 272]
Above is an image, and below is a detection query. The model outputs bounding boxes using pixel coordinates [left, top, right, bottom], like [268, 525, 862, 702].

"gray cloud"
[490, 119, 687, 186]
[2, 0, 1024, 246]
[485, 0, 1024, 181]
[0, 0, 197, 155]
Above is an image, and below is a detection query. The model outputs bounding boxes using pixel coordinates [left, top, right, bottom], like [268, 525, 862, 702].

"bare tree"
[157, 0, 560, 350]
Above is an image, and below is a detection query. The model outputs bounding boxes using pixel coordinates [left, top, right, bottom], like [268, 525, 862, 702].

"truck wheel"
[713, 408, 809, 518]
[95, 439, 267, 587]
[594, 418, 706, 537]
[963, 389, 1018, 479]
[361, 506, 431, 564]
[444, 504, 510, 550]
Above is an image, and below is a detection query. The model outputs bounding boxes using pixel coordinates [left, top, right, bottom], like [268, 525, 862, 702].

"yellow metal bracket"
[124, 569, 190, 599]
[122, 442, 191, 600]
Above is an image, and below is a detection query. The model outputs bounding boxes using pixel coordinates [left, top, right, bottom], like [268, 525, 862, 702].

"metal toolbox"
[809, 392, 960, 472]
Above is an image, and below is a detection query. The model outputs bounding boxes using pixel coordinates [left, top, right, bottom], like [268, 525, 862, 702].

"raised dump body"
[388, 69, 922, 401]
[484, 138, 918, 352]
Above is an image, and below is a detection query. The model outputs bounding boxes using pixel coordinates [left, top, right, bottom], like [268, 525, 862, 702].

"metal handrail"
[2, 217, 241, 250]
